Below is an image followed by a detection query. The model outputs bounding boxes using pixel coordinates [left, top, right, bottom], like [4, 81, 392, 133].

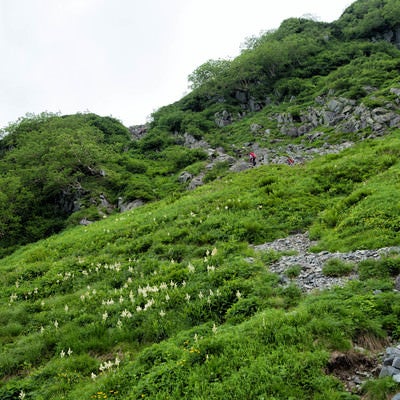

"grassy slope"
[1, 133, 400, 399]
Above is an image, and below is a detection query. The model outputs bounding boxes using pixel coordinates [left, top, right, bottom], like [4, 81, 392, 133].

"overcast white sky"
[0, 0, 353, 129]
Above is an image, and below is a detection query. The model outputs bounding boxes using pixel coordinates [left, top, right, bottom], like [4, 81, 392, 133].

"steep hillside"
[1, 133, 400, 399]
[1, 0, 400, 398]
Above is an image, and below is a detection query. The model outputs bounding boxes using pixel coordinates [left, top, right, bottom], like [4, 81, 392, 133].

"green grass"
[1, 133, 400, 398]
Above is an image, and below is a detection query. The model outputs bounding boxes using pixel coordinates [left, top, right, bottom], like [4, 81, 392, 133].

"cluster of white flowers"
[60, 347, 73, 358]
[207, 265, 215, 273]
[98, 357, 121, 373]
[121, 309, 132, 318]
[56, 271, 75, 283]
[9, 293, 18, 304]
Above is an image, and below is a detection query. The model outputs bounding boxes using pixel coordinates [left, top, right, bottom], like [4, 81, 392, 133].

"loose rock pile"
[253, 232, 400, 292]
[380, 346, 400, 382]
[380, 346, 400, 400]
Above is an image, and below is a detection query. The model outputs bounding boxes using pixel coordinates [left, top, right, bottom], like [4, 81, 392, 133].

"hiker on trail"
[249, 152, 256, 166]
[287, 157, 294, 166]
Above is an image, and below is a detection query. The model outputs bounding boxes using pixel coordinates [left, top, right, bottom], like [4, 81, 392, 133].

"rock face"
[129, 124, 148, 140]
[274, 94, 400, 138]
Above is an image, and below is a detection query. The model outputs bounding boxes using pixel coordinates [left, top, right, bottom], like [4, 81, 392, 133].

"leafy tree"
[187, 58, 231, 90]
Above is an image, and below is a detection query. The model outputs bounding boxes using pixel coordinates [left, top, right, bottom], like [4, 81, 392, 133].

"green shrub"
[361, 376, 399, 400]
[358, 259, 389, 280]
[225, 296, 260, 324]
[322, 258, 354, 277]
[286, 264, 302, 278]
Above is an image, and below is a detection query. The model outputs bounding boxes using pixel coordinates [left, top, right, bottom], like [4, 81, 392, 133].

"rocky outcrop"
[129, 124, 148, 140]
[274, 94, 400, 138]
[117, 198, 145, 212]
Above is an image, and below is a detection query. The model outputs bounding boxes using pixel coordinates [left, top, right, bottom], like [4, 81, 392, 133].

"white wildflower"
[236, 290, 242, 299]
[54, 320, 59, 329]
[207, 265, 215, 273]
[91, 372, 97, 380]
[181, 280, 186, 287]
[136, 306, 142, 312]
[198, 291, 204, 299]
[159, 310, 166, 317]
[185, 293, 191, 302]
[60, 349, 65, 358]
[9, 293, 17, 303]
[121, 309, 132, 318]
[211, 247, 218, 256]
[165, 293, 170, 301]
[102, 312, 108, 321]
[19, 390, 26, 399]
[64, 304, 69, 313]
[116, 319, 123, 329]
[115, 357, 121, 367]
[194, 333, 198, 342]
[212, 323, 218, 335]
[67, 347, 73, 356]
[188, 262, 195, 273]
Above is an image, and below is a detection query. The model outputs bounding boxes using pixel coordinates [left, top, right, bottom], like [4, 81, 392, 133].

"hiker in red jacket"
[249, 152, 256, 166]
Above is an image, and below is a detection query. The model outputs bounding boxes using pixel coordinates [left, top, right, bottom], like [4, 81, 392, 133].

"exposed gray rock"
[395, 275, 400, 291]
[118, 198, 145, 212]
[273, 94, 400, 138]
[253, 232, 400, 292]
[215, 110, 233, 127]
[390, 88, 400, 97]
[188, 174, 204, 190]
[380, 365, 400, 378]
[178, 171, 193, 183]
[250, 123, 263, 133]
[129, 124, 148, 140]
[182, 133, 210, 150]
[393, 357, 400, 369]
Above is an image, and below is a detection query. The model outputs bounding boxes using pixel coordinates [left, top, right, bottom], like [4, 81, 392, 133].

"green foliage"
[361, 376, 400, 400]
[335, 0, 400, 40]
[187, 58, 231, 90]
[322, 258, 355, 277]
[2, 2, 400, 397]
